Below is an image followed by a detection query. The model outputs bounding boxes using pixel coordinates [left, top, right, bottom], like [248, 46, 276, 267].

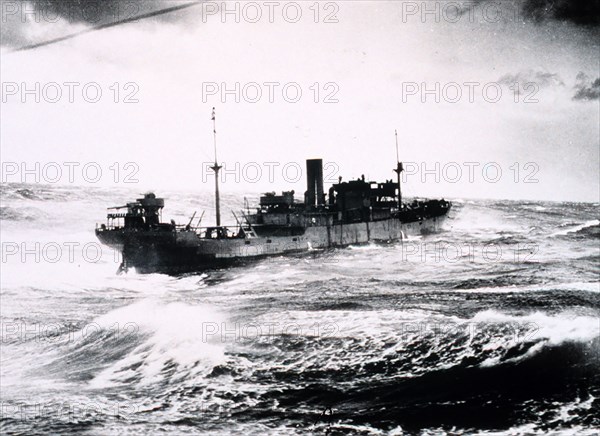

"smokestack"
[306, 159, 324, 207]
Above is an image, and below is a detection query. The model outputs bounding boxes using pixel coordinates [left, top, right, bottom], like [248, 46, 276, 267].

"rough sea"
[1, 183, 599, 435]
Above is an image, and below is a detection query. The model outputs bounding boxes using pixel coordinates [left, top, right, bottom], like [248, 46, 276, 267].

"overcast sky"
[1, 0, 599, 202]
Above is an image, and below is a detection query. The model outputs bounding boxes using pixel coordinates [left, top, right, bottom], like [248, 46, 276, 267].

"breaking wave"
[2, 184, 599, 434]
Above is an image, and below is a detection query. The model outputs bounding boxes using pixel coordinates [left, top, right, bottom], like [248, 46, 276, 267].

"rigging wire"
[10, 1, 202, 53]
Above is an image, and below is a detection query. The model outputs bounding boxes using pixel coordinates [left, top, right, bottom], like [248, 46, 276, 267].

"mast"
[210, 107, 222, 226]
[393, 130, 404, 208]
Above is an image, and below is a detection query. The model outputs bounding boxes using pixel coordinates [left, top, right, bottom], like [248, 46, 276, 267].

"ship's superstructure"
[95, 110, 451, 274]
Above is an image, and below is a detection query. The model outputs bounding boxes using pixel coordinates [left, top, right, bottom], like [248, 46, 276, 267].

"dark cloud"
[4, 0, 179, 24]
[1, 0, 197, 48]
[467, 0, 600, 26]
[573, 72, 600, 101]
[521, 0, 600, 26]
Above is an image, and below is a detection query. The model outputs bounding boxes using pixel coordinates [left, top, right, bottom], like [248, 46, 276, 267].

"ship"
[96, 110, 452, 274]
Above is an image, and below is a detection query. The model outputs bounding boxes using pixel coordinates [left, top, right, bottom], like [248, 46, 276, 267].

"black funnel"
[306, 159, 324, 207]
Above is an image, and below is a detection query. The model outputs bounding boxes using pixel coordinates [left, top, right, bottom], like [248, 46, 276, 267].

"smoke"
[573, 73, 600, 101]
[0, 0, 199, 49]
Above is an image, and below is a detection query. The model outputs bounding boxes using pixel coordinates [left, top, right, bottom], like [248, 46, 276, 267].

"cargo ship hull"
[96, 157, 451, 274]
[97, 213, 448, 274]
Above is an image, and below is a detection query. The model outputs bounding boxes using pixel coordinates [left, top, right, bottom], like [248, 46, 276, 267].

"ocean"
[1, 183, 599, 435]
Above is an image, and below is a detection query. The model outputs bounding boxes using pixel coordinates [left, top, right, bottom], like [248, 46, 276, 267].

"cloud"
[0, 0, 199, 49]
[521, 0, 600, 26]
[466, 0, 600, 27]
[496, 70, 565, 97]
[497, 70, 565, 88]
[573, 73, 600, 101]
[498, 70, 600, 101]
